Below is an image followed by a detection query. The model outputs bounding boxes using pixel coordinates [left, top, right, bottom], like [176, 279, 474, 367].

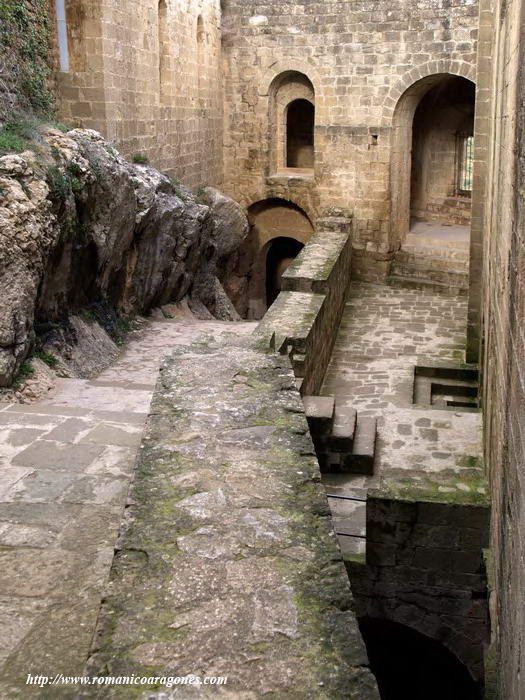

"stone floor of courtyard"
[0, 280, 487, 693]
[321, 282, 485, 559]
[0, 318, 255, 694]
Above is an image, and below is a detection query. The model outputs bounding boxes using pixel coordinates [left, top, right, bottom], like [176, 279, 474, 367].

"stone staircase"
[388, 226, 470, 296]
[303, 395, 377, 475]
[413, 195, 472, 227]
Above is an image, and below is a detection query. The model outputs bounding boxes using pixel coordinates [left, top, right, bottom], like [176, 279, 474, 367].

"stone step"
[430, 198, 472, 212]
[413, 207, 470, 225]
[303, 395, 335, 436]
[342, 416, 377, 475]
[387, 274, 468, 296]
[404, 232, 470, 252]
[329, 406, 357, 452]
[395, 250, 469, 271]
[391, 262, 468, 287]
[292, 352, 306, 378]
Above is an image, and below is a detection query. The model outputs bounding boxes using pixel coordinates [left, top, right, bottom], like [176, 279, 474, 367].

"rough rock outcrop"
[188, 186, 248, 321]
[0, 129, 248, 386]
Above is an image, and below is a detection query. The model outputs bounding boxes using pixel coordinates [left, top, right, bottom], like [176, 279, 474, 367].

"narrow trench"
[358, 618, 482, 700]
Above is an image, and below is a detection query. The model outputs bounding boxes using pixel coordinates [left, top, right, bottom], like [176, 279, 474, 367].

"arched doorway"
[390, 74, 475, 251]
[217, 198, 313, 319]
[359, 617, 481, 700]
[265, 237, 304, 307]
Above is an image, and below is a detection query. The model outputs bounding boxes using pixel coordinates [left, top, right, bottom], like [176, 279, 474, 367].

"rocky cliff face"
[0, 128, 248, 387]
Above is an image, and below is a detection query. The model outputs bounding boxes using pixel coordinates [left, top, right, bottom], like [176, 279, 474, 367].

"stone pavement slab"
[0, 318, 256, 695]
[321, 283, 484, 558]
[81, 335, 378, 698]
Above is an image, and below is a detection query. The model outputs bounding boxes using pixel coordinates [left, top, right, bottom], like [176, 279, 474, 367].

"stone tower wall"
[479, 0, 525, 694]
[221, 0, 478, 278]
[56, 0, 223, 189]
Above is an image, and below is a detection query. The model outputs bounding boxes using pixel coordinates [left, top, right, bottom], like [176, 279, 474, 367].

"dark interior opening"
[265, 237, 303, 308]
[410, 76, 475, 223]
[359, 617, 481, 700]
[286, 99, 315, 168]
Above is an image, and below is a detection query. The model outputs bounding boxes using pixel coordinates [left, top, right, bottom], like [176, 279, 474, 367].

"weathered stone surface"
[0, 318, 256, 696]
[0, 130, 248, 386]
[86, 336, 379, 698]
[199, 187, 249, 259]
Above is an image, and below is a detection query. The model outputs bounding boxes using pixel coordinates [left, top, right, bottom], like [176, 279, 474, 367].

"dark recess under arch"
[359, 617, 481, 700]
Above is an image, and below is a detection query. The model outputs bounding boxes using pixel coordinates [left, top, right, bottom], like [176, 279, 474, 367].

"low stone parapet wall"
[85, 334, 379, 698]
[254, 215, 353, 395]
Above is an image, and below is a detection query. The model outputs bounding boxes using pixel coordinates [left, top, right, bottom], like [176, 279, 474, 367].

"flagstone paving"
[0, 317, 255, 695]
[321, 283, 484, 560]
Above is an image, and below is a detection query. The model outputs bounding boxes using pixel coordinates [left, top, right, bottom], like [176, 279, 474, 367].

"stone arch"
[267, 71, 316, 174]
[380, 60, 476, 126]
[388, 71, 476, 250]
[220, 198, 313, 319]
[261, 61, 321, 100]
[359, 617, 482, 697]
[243, 188, 318, 227]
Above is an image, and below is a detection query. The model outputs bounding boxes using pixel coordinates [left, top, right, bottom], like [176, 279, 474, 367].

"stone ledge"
[253, 290, 325, 355]
[85, 335, 379, 698]
[282, 229, 351, 294]
[253, 216, 353, 395]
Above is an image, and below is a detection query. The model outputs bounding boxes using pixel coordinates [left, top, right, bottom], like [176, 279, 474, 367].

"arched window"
[158, 0, 169, 104]
[268, 71, 315, 174]
[286, 99, 315, 168]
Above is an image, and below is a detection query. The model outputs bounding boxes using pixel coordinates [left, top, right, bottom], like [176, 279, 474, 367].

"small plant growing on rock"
[132, 153, 149, 164]
[50, 122, 69, 133]
[0, 117, 37, 155]
[46, 165, 70, 202]
[35, 349, 58, 369]
[68, 161, 83, 177]
[10, 360, 35, 389]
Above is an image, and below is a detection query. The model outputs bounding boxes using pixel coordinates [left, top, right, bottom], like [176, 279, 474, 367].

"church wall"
[221, 0, 479, 279]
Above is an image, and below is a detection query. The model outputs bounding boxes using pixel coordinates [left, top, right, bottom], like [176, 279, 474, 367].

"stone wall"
[349, 495, 490, 685]
[56, 0, 222, 189]
[221, 0, 478, 279]
[478, 0, 525, 694]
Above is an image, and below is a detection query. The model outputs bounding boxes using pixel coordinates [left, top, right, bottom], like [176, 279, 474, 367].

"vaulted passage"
[219, 198, 313, 319]
[410, 76, 475, 227]
[286, 99, 314, 168]
[390, 74, 475, 252]
[359, 618, 481, 700]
